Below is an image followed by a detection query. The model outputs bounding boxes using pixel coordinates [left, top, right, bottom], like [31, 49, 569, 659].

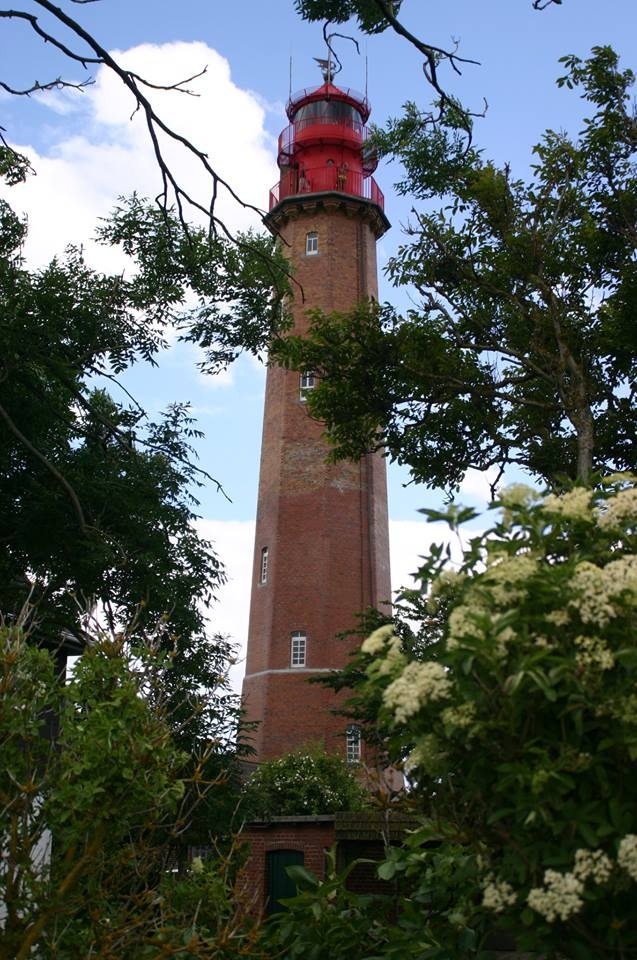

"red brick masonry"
[238, 816, 336, 916]
[242, 196, 392, 762]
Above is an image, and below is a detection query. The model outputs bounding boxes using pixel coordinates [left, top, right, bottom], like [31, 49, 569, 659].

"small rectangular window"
[346, 725, 361, 763]
[290, 631, 306, 667]
[260, 547, 268, 584]
[305, 231, 318, 255]
[299, 371, 316, 400]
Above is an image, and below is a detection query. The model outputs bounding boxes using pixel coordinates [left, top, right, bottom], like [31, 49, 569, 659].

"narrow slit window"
[346, 725, 361, 763]
[305, 231, 319, 256]
[260, 547, 268, 584]
[299, 371, 316, 400]
[290, 631, 306, 667]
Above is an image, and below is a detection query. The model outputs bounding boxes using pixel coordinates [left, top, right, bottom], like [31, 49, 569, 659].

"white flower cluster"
[499, 483, 541, 524]
[482, 876, 517, 913]
[500, 484, 540, 509]
[574, 635, 615, 672]
[534, 635, 553, 649]
[428, 568, 466, 613]
[361, 624, 397, 656]
[447, 604, 486, 649]
[481, 554, 538, 607]
[571, 555, 637, 626]
[405, 734, 447, 774]
[486, 554, 538, 583]
[597, 487, 637, 530]
[543, 487, 594, 520]
[441, 702, 476, 730]
[614, 694, 637, 725]
[493, 624, 516, 660]
[524, 843, 636, 925]
[383, 661, 452, 724]
[573, 848, 613, 884]
[447, 603, 518, 659]
[618, 834, 637, 881]
[527, 869, 584, 923]
[545, 609, 570, 627]
[431, 568, 466, 596]
[362, 625, 406, 677]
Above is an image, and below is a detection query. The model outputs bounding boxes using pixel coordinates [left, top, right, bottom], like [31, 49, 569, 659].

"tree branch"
[0, 76, 93, 96]
[2, 2, 266, 236]
[0, 400, 88, 534]
[370, 0, 484, 138]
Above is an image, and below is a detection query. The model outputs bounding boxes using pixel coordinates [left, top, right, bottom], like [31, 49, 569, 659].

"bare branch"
[1, 2, 266, 237]
[125, 65, 208, 97]
[0, 76, 92, 96]
[322, 23, 360, 79]
[370, 0, 485, 138]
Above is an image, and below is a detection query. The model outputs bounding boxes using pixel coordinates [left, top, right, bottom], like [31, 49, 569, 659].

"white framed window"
[346, 725, 361, 763]
[305, 231, 319, 255]
[260, 546, 268, 584]
[290, 631, 306, 667]
[299, 371, 316, 400]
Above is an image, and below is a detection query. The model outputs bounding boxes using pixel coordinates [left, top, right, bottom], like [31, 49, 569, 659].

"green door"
[265, 849, 304, 915]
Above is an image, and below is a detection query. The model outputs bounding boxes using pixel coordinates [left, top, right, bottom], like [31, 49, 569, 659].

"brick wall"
[242, 195, 391, 762]
[238, 816, 336, 917]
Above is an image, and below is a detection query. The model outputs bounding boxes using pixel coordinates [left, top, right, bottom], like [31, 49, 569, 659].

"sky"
[2, 0, 636, 687]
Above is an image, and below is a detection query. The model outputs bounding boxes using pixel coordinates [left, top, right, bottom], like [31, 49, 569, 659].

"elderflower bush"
[240, 746, 367, 820]
[355, 477, 637, 959]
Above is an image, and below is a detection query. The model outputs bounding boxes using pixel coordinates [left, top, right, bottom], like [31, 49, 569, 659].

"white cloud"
[195, 518, 255, 694]
[389, 517, 478, 594]
[458, 467, 501, 507]
[196, 366, 234, 390]
[2, 41, 278, 270]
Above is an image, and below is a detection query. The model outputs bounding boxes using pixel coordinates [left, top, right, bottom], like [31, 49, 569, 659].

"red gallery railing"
[269, 167, 384, 211]
[277, 116, 370, 158]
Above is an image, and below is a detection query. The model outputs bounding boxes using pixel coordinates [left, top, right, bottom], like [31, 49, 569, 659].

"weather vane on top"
[313, 56, 336, 84]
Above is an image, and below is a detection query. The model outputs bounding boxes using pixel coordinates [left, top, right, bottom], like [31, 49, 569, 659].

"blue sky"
[2, 0, 636, 679]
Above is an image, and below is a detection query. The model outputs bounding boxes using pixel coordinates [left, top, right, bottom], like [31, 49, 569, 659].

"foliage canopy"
[0, 153, 289, 756]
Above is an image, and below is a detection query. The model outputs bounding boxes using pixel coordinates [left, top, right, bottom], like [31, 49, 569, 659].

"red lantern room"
[269, 80, 384, 210]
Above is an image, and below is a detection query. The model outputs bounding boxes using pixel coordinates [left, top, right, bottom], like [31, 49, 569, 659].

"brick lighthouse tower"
[242, 66, 391, 764]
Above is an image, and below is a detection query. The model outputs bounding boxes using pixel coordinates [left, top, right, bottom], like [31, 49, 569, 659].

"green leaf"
[286, 864, 320, 890]
[578, 821, 599, 846]
[377, 860, 398, 881]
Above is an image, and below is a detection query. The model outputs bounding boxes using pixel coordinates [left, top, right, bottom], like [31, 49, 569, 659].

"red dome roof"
[287, 82, 371, 123]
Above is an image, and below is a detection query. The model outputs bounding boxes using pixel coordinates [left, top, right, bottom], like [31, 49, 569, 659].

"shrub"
[352, 476, 637, 958]
[240, 745, 367, 820]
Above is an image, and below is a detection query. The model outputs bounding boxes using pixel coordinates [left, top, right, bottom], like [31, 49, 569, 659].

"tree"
[273, 47, 637, 491]
[0, 155, 288, 762]
[0, 619, 267, 960]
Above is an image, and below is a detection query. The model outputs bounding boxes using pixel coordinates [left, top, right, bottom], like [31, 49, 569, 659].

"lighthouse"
[241, 70, 391, 764]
